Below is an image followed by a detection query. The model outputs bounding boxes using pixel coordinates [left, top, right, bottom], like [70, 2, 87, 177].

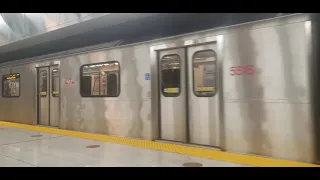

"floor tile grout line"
[0, 127, 308, 167]
[0, 136, 68, 167]
[1, 130, 115, 165]
[0, 153, 37, 167]
[2, 127, 244, 167]
[0, 134, 246, 167]
[2, 127, 311, 167]
[0, 135, 65, 146]
[1, 121, 319, 167]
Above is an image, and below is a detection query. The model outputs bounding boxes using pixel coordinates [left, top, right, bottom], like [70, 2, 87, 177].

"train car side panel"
[0, 68, 12, 122]
[0, 64, 36, 125]
[223, 21, 314, 162]
[59, 45, 152, 139]
[11, 65, 37, 125]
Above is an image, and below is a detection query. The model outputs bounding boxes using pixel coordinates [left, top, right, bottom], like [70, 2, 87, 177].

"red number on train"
[230, 65, 254, 76]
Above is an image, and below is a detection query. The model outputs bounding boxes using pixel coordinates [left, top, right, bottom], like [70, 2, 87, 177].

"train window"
[80, 61, 120, 97]
[39, 70, 48, 98]
[52, 69, 59, 97]
[2, 73, 20, 98]
[161, 54, 181, 97]
[192, 50, 217, 97]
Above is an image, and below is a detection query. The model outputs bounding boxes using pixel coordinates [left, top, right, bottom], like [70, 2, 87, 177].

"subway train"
[0, 13, 320, 164]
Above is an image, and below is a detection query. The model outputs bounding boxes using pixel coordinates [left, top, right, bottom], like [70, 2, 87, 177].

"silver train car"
[0, 13, 319, 164]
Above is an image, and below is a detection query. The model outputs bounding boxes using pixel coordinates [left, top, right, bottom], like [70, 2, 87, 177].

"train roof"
[0, 13, 295, 65]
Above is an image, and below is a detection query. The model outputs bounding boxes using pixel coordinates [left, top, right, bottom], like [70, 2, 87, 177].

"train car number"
[230, 65, 255, 76]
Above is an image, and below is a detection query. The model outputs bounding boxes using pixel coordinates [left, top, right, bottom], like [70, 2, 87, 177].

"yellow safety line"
[0, 121, 318, 167]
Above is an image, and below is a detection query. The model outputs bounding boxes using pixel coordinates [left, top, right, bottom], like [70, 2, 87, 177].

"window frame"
[39, 70, 48, 98]
[2, 73, 21, 98]
[160, 54, 181, 97]
[51, 68, 60, 98]
[192, 49, 217, 98]
[80, 61, 121, 98]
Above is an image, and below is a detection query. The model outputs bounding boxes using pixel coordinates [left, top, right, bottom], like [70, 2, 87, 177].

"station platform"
[0, 121, 318, 167]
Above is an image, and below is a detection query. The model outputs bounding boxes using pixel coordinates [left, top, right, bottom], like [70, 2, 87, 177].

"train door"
[37, 65, 60, 127]
[187, 44, 219, 147]
[159, 43, 219, 147]
[159, 48, 187, 142]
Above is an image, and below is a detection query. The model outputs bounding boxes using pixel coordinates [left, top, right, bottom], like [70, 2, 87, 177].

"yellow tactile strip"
[0, 121, 318, 167]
